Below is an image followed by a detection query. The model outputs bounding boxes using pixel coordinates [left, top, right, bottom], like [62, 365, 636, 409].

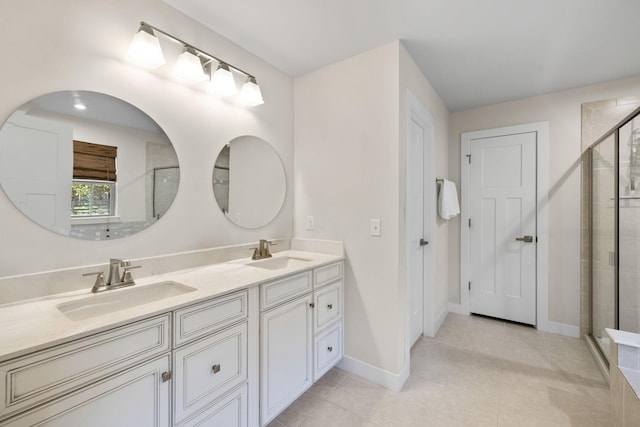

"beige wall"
[449, 75, 640, 328]
[295, 41, 449, 376]
[0, 0, 294, 277]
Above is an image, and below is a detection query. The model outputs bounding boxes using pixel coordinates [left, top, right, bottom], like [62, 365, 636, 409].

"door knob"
[419, 238, 429, 247]
[515, 235, 534, 243]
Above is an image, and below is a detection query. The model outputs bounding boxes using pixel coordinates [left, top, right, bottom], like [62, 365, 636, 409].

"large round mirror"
[213, 136, 286, 229]
[0, 90, 179, 240]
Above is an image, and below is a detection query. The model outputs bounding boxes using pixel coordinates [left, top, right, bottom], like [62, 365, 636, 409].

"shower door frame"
[588, 105, 640, 363]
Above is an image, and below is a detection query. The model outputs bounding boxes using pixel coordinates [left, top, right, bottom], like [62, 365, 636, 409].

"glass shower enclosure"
[590, 106, 640, 361]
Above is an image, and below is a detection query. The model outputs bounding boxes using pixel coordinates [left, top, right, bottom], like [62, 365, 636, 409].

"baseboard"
[337, 355, 409, 392]
[538, 320, 580, 338]
[447, 303, 469, 315]
[434, 305, 448, 335]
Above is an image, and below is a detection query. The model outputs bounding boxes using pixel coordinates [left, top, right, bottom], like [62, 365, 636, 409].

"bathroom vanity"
[0, 245, 344, 426]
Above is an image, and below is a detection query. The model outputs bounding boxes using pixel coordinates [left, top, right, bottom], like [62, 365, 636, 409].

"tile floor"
[267, 313, 611, 426]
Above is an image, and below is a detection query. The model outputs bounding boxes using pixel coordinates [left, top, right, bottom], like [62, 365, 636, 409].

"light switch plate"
[306, 216, 315, 231]
[370, 219, 381, 236]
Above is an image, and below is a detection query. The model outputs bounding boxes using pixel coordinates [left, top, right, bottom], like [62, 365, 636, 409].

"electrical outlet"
[370, 219, 381, 236]
[306, 216, 314, 231]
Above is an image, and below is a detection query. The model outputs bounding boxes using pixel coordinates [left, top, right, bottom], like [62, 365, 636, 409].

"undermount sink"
[57, 281, 196, 321]
[246, 256, 312, 270]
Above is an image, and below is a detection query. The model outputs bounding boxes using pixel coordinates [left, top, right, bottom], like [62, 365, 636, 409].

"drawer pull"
[327, 346, 333, 352]
[212, 364, 221, 374]
[161, 371, 172, 382]
[327, 303, 333, 309]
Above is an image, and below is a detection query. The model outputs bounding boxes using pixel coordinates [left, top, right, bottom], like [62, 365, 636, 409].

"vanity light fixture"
[126, 23, 166, 69]
[173, 47, 207, 84]
[127, 21, 264, 106]
[238, 76, 264, 107]
[210, 63, 237, 97]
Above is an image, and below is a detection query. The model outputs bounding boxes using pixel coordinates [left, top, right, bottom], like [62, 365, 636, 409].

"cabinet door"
[260, 293, 313, 425]
[173, 322, 247, 424]
[5, 355, 170, 427]
[181, 384, 247, 427]
[0, 314, 170, 421]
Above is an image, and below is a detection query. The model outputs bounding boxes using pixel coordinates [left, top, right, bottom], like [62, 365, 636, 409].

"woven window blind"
[73, 140, 117, 181]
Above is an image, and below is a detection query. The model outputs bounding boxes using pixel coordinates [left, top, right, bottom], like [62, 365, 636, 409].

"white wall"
[295, 42, 402, 374]
[448, 75, 640, 328]
[294, 41, 449, 379]
[0, 0, 294, 277]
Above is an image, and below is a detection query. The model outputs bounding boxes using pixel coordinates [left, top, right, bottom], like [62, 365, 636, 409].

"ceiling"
[28, 91, 165, 134]
[162, 0, 640, 112]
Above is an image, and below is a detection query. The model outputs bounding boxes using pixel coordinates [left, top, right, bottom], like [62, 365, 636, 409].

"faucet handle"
[83, 271, 106, 293]
[121, 265, 141, 284]
[83, 271, 104, 278]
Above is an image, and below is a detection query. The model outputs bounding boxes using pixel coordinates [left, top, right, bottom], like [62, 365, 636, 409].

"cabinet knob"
[327, 304, 333, 310]
[161, 371, 172, 382]
[212, 364, 221, 374]
[327, 346, 333, 352]
[309, 303, 315, 308]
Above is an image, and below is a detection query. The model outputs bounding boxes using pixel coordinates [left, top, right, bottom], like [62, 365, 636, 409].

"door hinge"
[468, 281, 471, 291]
[161, 371, 172, 382]
[466, 154, 471, 164]
[468, 218, 471, 228]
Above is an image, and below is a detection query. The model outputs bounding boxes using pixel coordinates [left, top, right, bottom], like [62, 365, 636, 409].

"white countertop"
[0, 250, 343, 363]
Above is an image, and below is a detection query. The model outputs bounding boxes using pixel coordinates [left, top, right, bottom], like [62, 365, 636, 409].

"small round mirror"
[0, 90, 180, 240]
[213, 136, 286, 229]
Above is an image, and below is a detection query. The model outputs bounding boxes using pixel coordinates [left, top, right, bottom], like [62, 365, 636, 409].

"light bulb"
[210, 63, 237, 97]
[173, 48, 207, 84]
[126, 27, 166, 69]
[238, 76, 264, 106]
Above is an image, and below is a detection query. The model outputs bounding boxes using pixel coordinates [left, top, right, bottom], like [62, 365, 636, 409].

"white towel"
[438, 179, 460, 220]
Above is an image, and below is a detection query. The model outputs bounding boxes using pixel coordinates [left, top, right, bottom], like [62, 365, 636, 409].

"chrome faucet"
[83, 259, 141, 293]
[251, 240, 276, 260]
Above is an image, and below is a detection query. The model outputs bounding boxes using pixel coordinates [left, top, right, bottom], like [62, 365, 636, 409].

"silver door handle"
[515, 235, 533, 243]
[419, 238, 429, 246]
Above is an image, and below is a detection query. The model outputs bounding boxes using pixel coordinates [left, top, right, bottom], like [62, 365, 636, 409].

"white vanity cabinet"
[1, 316, 172, 426]
[260, 262, 344, 426]
[0, 288, 257, 427]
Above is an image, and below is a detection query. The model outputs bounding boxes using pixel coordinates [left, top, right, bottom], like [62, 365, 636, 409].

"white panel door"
[408, 119, 426, 345]
[0, 111, 72, 232]
[469, 132, 537, 325]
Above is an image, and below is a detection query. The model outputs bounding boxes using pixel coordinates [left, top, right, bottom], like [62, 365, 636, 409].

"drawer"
[260, 271, 312, 311]
[0, 314, 170, 421]
[314, 280, 342, 332]
[4, 355, 171, 427]
[173, 322, 247, 424]
[314, 323, 343, 381]
[174, 290, 248, 347]
[314, 262, 343, 289]
[180, 384, 247, 427]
